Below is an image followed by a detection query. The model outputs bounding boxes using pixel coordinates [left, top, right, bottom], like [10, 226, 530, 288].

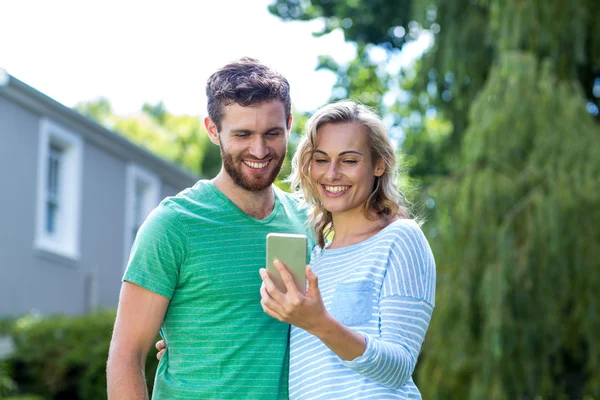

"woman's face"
[309, 122, 384, 216]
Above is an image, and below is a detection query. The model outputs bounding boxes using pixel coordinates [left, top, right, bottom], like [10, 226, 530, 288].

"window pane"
[132, 180, 148, 244]
[46, 144, 63, 234]
[47, 203, 57, 234]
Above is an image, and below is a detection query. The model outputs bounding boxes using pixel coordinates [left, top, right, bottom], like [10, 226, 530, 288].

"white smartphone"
[266, 233, 308, 293]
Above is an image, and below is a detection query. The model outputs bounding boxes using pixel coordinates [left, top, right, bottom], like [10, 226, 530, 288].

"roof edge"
[0, 72, 201, 189]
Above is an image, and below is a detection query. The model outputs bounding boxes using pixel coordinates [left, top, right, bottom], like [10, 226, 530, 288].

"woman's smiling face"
[310, 122, 384, 216]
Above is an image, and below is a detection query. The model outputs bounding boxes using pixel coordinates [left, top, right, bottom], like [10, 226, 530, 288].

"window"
[35, 119, 83, 261]
[46, 144, 62, 235]
[124, 164, 161, 267]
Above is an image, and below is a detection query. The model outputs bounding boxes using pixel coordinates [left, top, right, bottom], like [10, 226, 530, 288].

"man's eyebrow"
[265, 127, 286, 133]
[231, 129, 253, 134]
[230, 126, 285, 135]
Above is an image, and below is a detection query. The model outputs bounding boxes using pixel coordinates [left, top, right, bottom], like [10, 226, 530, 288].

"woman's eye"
[343, 159, 358, 164]
[314, 159, 328, 164]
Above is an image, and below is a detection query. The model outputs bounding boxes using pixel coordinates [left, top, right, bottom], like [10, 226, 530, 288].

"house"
[0, 69, 199, 317]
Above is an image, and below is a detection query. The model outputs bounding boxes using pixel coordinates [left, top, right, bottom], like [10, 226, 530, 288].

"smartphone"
[266, 233, 308, 294]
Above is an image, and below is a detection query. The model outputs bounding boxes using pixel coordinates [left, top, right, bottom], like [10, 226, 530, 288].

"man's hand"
[107, 282, 169, 400]
[259, 261, 329, 334]
[156, 339, 166, 361]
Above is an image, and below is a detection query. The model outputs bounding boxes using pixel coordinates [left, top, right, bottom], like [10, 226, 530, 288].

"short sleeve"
[123, 201, 187, 300]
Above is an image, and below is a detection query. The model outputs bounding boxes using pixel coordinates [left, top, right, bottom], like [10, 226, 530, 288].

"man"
[107, 57, 310, 399]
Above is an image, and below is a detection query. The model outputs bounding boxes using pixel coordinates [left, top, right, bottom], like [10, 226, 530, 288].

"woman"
[260, 100, 435, 399]
[157, 100, 435, 399]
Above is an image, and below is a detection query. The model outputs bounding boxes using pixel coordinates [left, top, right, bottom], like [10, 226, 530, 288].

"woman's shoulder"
[382, 218, 423, 237]
[381, 218, 430, 250]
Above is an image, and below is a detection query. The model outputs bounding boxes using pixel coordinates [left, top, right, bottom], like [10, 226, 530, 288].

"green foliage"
[0, 318, 15, 335]
[0, 361, 18, 398]
[8, 311, 159, 400]
[317, 45, 390, 112]
[421, 53, 600, 399]
[269, 0, 412, 49]
[270, 0, 600, 164]
[275, 109, 309, 192]
[75, 96, 113, 122]
[75, 99, 222, 177]
[270, 0, 600, 398]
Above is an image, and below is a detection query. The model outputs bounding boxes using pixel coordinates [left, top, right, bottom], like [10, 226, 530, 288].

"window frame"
[123, 164, 161, 269]
[34, 118, 84, 261]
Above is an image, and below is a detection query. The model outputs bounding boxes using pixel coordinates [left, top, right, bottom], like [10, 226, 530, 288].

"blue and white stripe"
[289, 219, 436, 399]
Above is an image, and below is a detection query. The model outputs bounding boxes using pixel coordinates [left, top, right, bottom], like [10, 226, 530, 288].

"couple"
[107, 58, 435, 399]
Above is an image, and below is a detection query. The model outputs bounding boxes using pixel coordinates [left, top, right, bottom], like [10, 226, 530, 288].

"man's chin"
[235, 175, 275, 192]
[222, 155, 284, 192]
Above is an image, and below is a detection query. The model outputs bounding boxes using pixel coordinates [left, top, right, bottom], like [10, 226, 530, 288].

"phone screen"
[266, 233, 308, 293]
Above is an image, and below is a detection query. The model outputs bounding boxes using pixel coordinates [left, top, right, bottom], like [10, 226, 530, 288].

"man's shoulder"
[161, 179, 216, 213]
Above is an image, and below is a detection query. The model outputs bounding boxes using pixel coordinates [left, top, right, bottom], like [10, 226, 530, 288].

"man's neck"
[211, 173, 275, 220]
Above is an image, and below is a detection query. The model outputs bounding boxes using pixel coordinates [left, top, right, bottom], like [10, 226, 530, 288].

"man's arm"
[107, 282, 170, 400]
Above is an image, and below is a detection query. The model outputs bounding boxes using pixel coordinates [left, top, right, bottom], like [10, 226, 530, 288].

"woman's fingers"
[273, 260, 299, 294]
[306, 266, 320, 297]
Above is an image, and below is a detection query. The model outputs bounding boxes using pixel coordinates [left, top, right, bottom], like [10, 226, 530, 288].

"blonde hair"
[290, 100, 410, 248]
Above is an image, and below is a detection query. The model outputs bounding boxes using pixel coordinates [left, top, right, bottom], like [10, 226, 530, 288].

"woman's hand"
[259, 261, 330, 334]
[155, 339, 166, 361]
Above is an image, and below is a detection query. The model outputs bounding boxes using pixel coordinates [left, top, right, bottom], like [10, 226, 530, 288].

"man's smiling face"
[213, 100, 290, 192]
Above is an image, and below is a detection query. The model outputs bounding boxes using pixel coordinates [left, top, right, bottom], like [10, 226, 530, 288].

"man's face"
[210, 101, 290, 192]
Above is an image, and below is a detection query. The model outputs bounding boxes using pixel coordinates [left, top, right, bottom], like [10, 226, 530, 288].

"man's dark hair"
[206, 57, 291, 131]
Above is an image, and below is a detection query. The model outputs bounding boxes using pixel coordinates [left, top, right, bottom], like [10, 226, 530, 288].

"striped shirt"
[289, 219, 436, 399]
[123, 180, 312, 399]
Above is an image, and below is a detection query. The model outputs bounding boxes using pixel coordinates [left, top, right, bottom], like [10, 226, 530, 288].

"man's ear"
[374, 158, 386, 177]
[204, 117, 220, 146]
[287, 114, 293, 134]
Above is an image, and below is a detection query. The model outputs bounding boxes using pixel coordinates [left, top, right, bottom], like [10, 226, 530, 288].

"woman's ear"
[374, 158, 385, 177]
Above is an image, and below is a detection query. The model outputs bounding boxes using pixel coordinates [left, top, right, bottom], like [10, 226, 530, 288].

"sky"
[1, 0, 430, 117]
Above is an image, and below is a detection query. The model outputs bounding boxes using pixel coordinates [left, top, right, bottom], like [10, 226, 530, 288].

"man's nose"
[249, 136, 268, 159]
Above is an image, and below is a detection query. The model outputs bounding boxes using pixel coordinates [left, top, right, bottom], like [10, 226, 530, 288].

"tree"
[75, 99, 221, 177]
[271, 0, 600, 174]
[270, 0, 600, 397]
[423, 52, 600, 399]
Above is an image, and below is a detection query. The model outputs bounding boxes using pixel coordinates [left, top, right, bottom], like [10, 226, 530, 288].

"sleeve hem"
[123, 275, 174, 300]
[341, 333, 377, 367]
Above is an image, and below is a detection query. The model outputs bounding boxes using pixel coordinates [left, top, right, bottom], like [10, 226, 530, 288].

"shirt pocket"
[330, 281, 374, 327]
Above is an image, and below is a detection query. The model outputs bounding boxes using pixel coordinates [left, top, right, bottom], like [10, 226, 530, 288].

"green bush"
[0, 318, 16, 335]
[7, 311, 159, 400]
[1, 360, 18, 398]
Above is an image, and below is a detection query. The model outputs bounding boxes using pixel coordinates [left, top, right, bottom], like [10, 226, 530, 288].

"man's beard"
[220, 145, 285, 192]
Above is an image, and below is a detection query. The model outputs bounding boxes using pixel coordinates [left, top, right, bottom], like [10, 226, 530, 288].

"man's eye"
[236, 133, 250, 138]
[266, 131, 281, 137]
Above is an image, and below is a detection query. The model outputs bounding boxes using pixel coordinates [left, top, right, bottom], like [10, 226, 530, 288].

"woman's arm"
[260, 262, 366, 361]
[260, 223, 436, 389]
[339, 223, 436, 388]
[340, 295, 433, 388]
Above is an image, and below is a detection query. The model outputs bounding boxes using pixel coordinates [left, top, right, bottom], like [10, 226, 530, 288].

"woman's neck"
[328, 208, 393, 249]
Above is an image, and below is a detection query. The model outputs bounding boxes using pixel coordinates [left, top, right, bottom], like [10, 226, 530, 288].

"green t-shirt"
[123, 180, 312, 399]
